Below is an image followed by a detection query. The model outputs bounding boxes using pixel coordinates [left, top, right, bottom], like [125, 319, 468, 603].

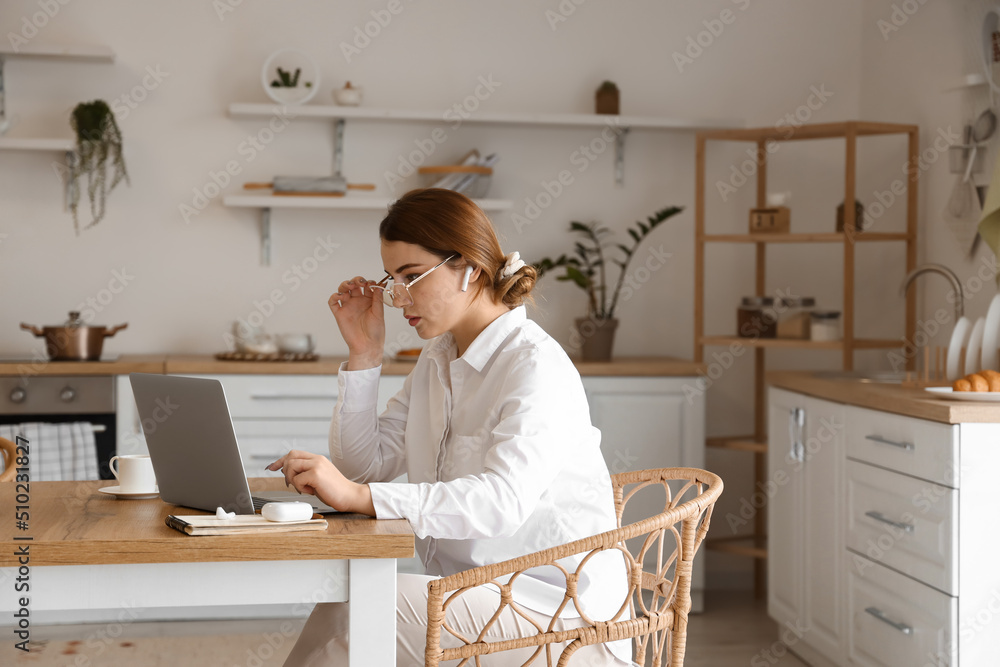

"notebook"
[165, 513, 328, 536]
[129, 373, 338, 515]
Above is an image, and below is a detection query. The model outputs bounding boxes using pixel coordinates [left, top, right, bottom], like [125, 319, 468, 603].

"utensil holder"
[948, 144, 986, 175]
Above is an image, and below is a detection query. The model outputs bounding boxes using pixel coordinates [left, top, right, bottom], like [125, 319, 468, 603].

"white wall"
[0, 0, 872, 588]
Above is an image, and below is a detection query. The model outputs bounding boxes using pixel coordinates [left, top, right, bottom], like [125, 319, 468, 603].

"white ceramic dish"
[98, 485, 159, 500]
[965, 317, 986, 376]
[926, 386, 1000, 402]
[946, 316, 971, 380]
[983, 295, 1000, 371]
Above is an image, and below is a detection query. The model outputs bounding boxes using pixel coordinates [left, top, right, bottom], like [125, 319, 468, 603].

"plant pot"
[574, 317, 619, 361]
[595, 86, 619, 115]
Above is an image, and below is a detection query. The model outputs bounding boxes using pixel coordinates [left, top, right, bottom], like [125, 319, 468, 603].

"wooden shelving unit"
[693, 121, 918, 597]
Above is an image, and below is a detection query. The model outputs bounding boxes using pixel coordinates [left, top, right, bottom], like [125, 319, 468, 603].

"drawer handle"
[864, 434, 914, 451]
[864, 510, 914, 533]
[864, 606, 914, 635]
[788, 407, 805, 463]
[250, 393, 338, 400]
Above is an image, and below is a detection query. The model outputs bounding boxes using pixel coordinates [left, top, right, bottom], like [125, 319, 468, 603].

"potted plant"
[595, 80, 620, 115]
[534, 206, 683, 360]
[68, 100, 129, 234]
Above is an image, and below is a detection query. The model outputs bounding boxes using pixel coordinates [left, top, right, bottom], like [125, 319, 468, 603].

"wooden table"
[0, 478, 414, 666]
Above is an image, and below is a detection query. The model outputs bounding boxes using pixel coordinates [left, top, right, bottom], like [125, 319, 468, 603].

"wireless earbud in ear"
[461, 265, 474, 292]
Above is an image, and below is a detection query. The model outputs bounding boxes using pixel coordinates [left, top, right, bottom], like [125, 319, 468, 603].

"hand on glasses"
[328, 275, 385, 370]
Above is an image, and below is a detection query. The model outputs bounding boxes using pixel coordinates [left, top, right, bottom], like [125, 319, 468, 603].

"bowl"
[276, 333, 315, 355]
[418, 166, 492, 198]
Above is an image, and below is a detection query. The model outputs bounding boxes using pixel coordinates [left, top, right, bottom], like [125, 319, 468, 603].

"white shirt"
[329, 307, 630, 659]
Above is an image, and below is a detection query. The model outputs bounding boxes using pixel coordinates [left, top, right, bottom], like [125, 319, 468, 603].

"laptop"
[129, 373, 338, 515]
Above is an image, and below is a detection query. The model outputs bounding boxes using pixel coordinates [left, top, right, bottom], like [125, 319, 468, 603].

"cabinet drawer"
[847, 556, 956, 666]
[845, 460, 957, 595]
[845, 406, 958, 488]
[182, 375, 339, 419]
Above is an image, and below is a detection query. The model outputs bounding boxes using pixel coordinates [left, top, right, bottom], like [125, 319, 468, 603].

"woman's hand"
[328, 275, 385, 370]
[265, 450, 375, 516]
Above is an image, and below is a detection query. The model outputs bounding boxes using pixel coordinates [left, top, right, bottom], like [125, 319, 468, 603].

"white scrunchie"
[501, 251, 525, 278]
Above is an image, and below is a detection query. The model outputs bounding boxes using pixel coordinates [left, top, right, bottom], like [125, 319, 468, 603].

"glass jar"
[737, 297, 777, 338]
[776, 297, 815, 339]
[810, 310, 842, 341]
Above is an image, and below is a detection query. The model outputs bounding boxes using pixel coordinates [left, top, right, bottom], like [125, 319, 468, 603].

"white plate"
[965, 317, 986, 376]
[98, 485, 159, 500]
[926, 386, 1000, 402]
[983, 295, 1000, 371]
[946, 316, 971, 380]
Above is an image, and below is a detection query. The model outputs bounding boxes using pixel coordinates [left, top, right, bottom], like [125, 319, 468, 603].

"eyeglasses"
[372, 254, 456, 308]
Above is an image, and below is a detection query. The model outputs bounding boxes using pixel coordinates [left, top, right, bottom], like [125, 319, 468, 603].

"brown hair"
[379, 189, 536, 308]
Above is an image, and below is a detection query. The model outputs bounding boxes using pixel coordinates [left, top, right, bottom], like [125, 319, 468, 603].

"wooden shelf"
[228, 103, 743, 132]
[706, 436, 767, 454]
[697, 120, 917, 142]
[705, 535, 767, 559]
[699, 336, 905, 350]
[694, 121, 918, 597]
[702, 232, 911, 243]
[223, 194, 511, 211]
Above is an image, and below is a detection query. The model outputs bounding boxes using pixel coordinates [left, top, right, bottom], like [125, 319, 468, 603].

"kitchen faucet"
[899, 264, 964, 323]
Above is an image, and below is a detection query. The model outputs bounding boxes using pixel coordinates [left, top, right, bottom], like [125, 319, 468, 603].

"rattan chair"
[1, 436, 18, 482]
[424, 467, 723, 666]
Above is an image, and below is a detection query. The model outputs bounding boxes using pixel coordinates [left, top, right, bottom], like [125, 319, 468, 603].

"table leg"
[348, 558, 396, 667]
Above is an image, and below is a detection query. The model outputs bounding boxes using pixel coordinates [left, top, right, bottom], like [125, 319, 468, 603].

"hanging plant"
[68, 100, 129, 233]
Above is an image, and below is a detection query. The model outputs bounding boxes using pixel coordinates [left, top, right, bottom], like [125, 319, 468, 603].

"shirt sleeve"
[368, 352, 585, 539]
[329, 362, 410, 484]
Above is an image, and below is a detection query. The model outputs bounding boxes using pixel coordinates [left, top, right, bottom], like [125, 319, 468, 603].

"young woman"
[269, 189, 631, 666]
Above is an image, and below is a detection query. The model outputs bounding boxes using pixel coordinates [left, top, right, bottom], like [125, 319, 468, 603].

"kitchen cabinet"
[767, 383, 1000, 666]
[767, 388, 845, 667]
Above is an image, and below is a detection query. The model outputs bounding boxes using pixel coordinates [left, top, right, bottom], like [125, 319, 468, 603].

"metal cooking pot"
[20, 312, 128, 361]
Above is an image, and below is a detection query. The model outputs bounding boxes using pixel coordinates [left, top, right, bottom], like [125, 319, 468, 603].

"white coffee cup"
[109, 455, 157, 494]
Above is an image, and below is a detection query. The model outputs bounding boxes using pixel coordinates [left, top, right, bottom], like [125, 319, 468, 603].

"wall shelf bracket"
[614, 127, 630, 186]
[260, 207, 272, 266]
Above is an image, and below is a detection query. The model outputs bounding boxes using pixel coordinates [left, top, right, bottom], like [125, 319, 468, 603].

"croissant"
[954, 372, 997, 392]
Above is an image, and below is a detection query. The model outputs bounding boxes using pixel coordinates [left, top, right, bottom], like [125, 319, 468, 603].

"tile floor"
[5, 589, 809, 666]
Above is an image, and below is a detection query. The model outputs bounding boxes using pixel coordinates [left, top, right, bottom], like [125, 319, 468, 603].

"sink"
[811, 370, 908, 384]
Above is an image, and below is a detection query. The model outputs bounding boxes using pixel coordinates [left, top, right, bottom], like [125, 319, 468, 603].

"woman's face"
[379, 240, 474, 340]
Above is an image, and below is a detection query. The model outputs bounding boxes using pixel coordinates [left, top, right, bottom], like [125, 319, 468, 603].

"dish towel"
[0, 422, 99, 481]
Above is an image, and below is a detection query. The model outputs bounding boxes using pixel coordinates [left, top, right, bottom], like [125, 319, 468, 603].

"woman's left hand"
[265, 450, 375, 516]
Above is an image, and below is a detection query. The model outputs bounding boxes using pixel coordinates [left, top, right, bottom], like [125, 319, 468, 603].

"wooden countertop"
[0, 354, 704, 377]
[0, 478, 414, 566]
[0, 354, 167, 377]
[768, 371, 1000, 424]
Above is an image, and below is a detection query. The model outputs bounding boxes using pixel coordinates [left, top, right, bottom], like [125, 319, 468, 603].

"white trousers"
[282, 573, 629, 666]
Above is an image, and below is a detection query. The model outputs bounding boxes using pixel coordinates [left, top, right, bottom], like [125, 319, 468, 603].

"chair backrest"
[424, 467, 723, 667]
[610, 468, 722, 666]
[0, 437, 18, 482]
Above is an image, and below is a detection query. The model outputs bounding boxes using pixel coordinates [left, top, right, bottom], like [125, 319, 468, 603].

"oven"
[0, 375, 116, 480]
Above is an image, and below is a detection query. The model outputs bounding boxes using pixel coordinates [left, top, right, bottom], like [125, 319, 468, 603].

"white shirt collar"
[425, 306, 527, 373]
